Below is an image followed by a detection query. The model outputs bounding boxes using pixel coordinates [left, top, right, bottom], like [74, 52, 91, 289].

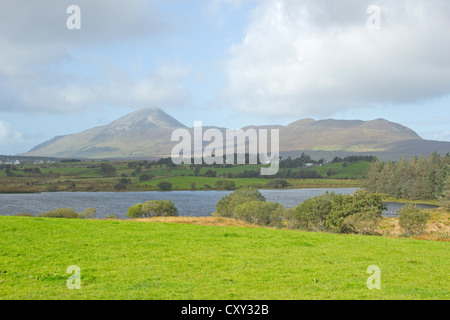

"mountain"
[20, 107, 450, 160]
[23, 107, 186, 159]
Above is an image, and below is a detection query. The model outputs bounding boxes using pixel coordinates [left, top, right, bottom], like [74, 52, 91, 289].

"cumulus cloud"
[220, 0, 450, 118]
[0, 1, 189, 113]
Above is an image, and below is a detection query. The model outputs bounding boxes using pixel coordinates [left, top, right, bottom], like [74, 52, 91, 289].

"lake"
[0, 188, 438, 219]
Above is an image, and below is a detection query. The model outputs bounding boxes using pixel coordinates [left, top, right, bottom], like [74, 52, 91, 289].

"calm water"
[0, 188, 438, 219]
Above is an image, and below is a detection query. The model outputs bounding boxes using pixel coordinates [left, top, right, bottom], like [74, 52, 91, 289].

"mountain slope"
[24, 107, 186, 159]
[280, 118, 422, 152]
[21, 108, 450, 160]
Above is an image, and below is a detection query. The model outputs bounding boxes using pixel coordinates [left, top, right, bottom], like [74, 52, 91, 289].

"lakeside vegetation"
[0, 154, 369, 193]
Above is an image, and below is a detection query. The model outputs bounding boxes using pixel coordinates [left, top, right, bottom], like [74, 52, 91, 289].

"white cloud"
[0, 1, 189, 114]
[220, 0, 450, 118]
[0, 120, 24, 155]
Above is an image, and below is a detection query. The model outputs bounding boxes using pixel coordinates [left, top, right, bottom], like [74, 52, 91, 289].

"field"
[0, 215, 448, 300]
[0, 160, 365, 193]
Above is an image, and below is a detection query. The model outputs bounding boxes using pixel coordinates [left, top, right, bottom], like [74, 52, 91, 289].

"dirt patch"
[377, 210, 449, 241]
[131, 216, 261, 228]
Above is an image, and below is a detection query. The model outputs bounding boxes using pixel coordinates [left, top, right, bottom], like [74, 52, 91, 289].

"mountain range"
[20, 107, 450, 161]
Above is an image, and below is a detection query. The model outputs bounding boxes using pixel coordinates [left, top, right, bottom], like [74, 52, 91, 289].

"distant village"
[0, 159, 56, 166]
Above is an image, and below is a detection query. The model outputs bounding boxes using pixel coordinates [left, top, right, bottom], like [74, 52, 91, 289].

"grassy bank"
[0, 216, 448, 300]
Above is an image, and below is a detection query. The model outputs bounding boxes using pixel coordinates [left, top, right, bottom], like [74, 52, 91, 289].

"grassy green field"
[0, 160, 363, 193]
[0, 216, 448, 300]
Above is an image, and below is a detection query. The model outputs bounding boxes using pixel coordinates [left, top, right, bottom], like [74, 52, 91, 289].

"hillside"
[20, 107, 450, 160]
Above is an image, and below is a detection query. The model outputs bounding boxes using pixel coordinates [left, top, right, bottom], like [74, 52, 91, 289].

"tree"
[215, 187, 265, 217]
[100, 163, 116, 177]
[204, 169, 217, 178]
[157, 181, 173, 191]
[139, 173, 154, 182]
[442, 175, 450, 211]
[127, 200, 178, 218]
[215, 180, 236, 190]
[265, 179, 289, 189]
[142, 200, 178, 217]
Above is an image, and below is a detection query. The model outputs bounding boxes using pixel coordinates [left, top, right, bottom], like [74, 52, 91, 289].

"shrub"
[265, 179, 290, 189]
[15, 213, 34, 217]
[79, 207, 96, 219]
[114, 183, 127, 190]
[341, 208, 382, 235]
[100, 163, 116, 177]
[328, 190, 385, 233]
[46, 184, 58, 192]
[118, 178, 131, 184]
[38, 208, 80, 219]
[127, 203, 144, 218]
[399, 204, 429, 236]
[293, 192, 334, 232]
[139, 173, 154, 182]
[215, 180, 236, 190]
[233, 201, 285, 227]
[142, 200, 178, 217]
[291, 190, 386, 233]
[127, 200, 178, 218]
[105, 214, 119, 219]
[204, 169, 217, 178]
[157, 181, 172, 191]
[215, 187, 265, 218]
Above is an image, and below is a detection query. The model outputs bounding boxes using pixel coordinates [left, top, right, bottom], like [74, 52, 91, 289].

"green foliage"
[292, 190, 385, 234]
[215, 187, 266, 218]
[100, 163, 116, 177]
[204, 169, 217, 177]
[233, 201, 284, 227]
[214, 180, 236, 190]
[399, 204, 429, 236]
[142, 200, 178, 217]
[293, 192, 334, 232]
[342, 208, 382, 235]
[127, 200, 178, 218]
[363, 153, 450, 201]
[157, 181, 173, 191]
[127, 203, 144, 218]
[38, 208, 80, 219]
[114, 183, 127, 190]
[441, 175, 450, 211]
[139, 173, 154, 182]
[328, 190, 386, 233]
[265, 179, 289, 189]
[79, 207, 96, 219]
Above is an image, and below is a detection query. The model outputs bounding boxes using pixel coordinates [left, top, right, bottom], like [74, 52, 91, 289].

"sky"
[0, 0, 449, 155]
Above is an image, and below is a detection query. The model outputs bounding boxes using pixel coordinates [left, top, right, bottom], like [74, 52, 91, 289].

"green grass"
[303, 161, 370, 179]
[0, 216, 448, 300]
